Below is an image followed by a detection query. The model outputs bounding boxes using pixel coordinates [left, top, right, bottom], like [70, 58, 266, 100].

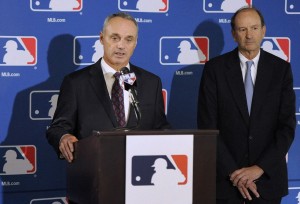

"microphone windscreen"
[120, 67, 130, 75]
[120, 72, 136, 86]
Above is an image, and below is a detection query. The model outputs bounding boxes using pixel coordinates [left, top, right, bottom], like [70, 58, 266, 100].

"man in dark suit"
[46, 12, 170, 163]
[197, 6, 296, 204]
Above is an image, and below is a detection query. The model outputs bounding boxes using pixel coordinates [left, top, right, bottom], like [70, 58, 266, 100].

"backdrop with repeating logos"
[0, 0, 299, 203]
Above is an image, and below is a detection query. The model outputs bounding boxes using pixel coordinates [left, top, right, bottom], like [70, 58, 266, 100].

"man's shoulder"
[66, 63, 99, 79]
[210, 49, 236, 61]
[204, 49, 237, 69]
[261, 49, 290, 65]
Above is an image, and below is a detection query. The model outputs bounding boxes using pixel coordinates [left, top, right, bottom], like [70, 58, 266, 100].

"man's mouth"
[115, 52, 125, 57]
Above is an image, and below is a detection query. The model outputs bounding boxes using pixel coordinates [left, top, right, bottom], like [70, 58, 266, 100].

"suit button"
[249, 136, 253, 140]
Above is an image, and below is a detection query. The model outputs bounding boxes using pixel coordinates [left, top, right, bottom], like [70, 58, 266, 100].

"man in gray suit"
[47, 12, 170, 162]
[198, 6, 295, 203]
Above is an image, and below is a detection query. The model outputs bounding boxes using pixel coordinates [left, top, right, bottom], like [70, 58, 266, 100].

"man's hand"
[230, 165, 264, 200]
[236, 181, 259, 200]
[230, 165, 264, 187]
[59, 134, 78, 163]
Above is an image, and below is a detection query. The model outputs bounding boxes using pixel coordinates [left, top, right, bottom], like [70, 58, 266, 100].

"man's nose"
[117, 39, 126, 49]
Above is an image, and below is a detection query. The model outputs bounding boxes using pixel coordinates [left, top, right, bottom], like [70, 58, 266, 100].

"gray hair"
[102, 12, 138, 33]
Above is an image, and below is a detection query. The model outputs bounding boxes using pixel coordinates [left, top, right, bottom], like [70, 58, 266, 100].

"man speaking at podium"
[46, 12, 170, 163]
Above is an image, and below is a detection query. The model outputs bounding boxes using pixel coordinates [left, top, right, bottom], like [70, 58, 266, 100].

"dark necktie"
[111, 72, 126, 127]
[245, 61, 254, 114]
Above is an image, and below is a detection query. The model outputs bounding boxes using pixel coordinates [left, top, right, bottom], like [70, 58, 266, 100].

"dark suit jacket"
[46, 58, 170, 155]
[197, 48, 296, 200]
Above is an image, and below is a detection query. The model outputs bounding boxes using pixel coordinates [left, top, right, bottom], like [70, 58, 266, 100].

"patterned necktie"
[111, 72, 126, 127]
[245, 61, 254, 114]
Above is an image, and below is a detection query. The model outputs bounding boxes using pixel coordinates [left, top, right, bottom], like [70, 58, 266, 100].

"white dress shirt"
[239, 51, 260, 85]
[101, 59, 130, 122]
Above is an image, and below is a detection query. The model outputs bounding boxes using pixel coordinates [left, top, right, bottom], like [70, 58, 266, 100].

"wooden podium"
[66, 130, 218, 204]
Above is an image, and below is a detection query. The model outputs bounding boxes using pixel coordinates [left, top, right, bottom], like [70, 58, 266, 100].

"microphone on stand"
[120, 67, 141, 127]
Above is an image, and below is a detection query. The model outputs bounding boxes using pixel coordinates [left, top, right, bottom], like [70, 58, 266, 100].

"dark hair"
[103, 12, 138, 33]
[230, 6, 265, 31]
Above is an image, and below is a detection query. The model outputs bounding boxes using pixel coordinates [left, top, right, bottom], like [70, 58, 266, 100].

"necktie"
[111, 72, 126, 127]
[245, 61, 254, 114]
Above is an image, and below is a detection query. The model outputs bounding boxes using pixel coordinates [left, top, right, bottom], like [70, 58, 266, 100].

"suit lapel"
[126, 64, 142, 128]
[225, 50, 250, 125]
[88, 59, 118, 127]
[250, 50, 272, 120]
[127, 104, 138, 128]
[130, 64, 142, 100]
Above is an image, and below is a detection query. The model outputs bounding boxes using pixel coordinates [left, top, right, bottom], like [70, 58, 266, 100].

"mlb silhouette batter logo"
[285, 0, 300, 14]
[0, 145, 36, 175]
[261, 37, 290, 62]
[74, 36, 103, 65]
[30, 90, 60, 120]
[30, 0, 82, 11]
[118, 0, 168, 12]
[131, 155, 188, 186]
[0, 36, 37, 66]
[203, 0, 252, 13]
[281, 188, 300, 204]
[297, 191, 300, 204]
[30, 197, 68, 204]
[160, 36, 209, 65]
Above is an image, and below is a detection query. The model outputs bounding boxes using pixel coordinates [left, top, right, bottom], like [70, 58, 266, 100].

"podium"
[66, 130, 218, 204]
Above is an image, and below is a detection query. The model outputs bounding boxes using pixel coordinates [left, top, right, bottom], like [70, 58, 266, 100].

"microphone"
[120, 67, 141, 127]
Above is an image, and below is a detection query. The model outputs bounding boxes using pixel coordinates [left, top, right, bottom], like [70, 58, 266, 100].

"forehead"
[234, 9, 261, 27]
[104, 17, 137, 36]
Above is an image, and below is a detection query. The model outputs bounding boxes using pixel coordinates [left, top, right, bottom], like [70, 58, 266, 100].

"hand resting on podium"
[59, 134, 78, 163]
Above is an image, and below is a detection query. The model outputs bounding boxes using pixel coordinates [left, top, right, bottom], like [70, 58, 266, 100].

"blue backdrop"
[0, 0, 299, 203]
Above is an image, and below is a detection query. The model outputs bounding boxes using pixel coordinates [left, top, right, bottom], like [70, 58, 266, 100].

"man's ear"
[231, 30, 237, 42]
[262, 25, 266, 38]
[100, 32, 104, 44]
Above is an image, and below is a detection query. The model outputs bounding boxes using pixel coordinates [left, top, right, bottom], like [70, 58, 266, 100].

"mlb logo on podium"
[30, 90, 60, 120]
[118, 0, 168, 13]
[203, 0, 252, 13]
[160, 36, 209, 65]
[30, 0, 83, 12]
[126, 135, 193, 204]
[0, 145, 36, 175]
[131, 155, 188, 186]
[261, 37, 290, 62]
[73, 36, 103, 65]
[0, 36, 37, 66]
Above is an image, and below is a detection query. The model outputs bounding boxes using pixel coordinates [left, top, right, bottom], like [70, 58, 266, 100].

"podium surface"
[67, 129, 218, 204]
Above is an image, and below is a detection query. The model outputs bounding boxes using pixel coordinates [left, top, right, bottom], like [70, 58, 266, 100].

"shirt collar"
[238, 50, 260, 68]
[100, 58, 130, 75]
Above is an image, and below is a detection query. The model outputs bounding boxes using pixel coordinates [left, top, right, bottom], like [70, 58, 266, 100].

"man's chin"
[113, 59, 128, 66]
